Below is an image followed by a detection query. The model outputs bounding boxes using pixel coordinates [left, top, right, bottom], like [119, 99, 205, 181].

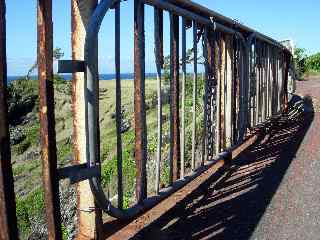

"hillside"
[9, 75, 205, 239]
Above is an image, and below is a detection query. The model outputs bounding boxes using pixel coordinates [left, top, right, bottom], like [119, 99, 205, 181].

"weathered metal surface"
[58, 164, 100, 184]
[37, 0, 62, 239]
[202, 28, 208, 165]
[33, 0, 295, 225]
[204, 28, 215, 161]
[71, 0, 103, 238]
[220, 35, 226, 150]
[115, 2, 123, 210]
[191, 20, 197, 171]
[134, 0, 147, 202]
[0, 1, 19, 239]
[154, 7, 163, 193]
[215, 32, 221, 155]
[58, 60, 85, 73]
[157, 8, 164, 68]
[180, 17, 186, 178]
[169, 13, 180, 182]
[225, 34, 233, 148]
[233, 37, 240, 143]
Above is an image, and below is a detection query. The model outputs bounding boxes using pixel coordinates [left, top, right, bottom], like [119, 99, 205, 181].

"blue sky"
[6, 0, 320, 75]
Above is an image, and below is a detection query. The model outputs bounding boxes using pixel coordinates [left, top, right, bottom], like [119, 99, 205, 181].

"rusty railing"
[0, 0, 292, 239]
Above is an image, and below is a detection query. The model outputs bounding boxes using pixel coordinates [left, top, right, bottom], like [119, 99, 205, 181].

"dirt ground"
[117, 77, 320, 240]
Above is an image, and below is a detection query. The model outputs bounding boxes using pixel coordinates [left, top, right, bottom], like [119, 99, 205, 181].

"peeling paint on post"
[0, 0, 18, 238]
[134, 0, 148, 202]
[71, 0, 102, 239]
[37, 0, 62, 239]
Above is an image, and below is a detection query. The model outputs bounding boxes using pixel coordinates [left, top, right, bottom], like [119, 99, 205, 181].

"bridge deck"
[104, 78, 320, 240]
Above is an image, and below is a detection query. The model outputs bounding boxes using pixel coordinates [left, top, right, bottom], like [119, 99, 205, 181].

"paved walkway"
[251, 79, 320, 239]
[133, 78, 320, 240]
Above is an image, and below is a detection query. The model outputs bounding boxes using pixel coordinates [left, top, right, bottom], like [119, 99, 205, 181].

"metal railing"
[0, 0, 292, 238]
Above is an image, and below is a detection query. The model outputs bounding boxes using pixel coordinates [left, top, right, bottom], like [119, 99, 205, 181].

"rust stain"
[38, 0, 62, 239]
[134, 0, 147, 203]
[71, 0, 103, 239]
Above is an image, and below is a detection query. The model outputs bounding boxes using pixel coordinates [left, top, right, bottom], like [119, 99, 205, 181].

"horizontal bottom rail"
[103, 119, 284, 239]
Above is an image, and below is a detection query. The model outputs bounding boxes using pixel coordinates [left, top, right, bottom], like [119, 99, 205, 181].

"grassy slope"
[11, 76, 206, 237]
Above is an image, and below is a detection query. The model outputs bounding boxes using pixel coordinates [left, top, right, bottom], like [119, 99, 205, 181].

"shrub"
[13, 141, 31, 155]
[306, 52, 320, 72]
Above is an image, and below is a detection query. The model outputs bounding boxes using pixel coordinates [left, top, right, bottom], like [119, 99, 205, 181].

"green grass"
[16, 187, 45, 238]
[12, 76, 207, 237]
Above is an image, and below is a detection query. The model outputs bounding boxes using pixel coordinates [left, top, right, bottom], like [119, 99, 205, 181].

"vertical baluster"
[215, 33, 221, 155]
[204, 27, 214, 162]
[180, 17, 186, 178]
[272, 48, 277, 115]
[225, 35, 232, 147]
[264, 44, 268, 120]
[283, 53, 289, 113]
[134, 0, 147, 203]
[0, 0, 19, 238]
[251, 42, 256, 127]
[202, 27, 208, 164]
[233, 38, 239, 143]
[239, 40, 247, 139]
[191, 20, 197, 170]
[154, 7, 163, 193]
[71, 0, 102, 236]
[220, 35, 226, 150]
[244, 41, 249, 134]
[169, 13, 180, 182]
[256, 42, 261, 124]
[261, 44, 266, 122]
[243, 41, 248, 136]
[115, 2, 123, 209]
[276, 53, 280, 113]
[38, 0, 62, 239]
[266, 45, 270, 118]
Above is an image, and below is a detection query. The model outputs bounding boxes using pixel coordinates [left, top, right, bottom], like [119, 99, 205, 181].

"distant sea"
[7, 73, 157, 84]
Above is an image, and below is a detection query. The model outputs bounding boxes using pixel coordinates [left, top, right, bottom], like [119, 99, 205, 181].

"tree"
[26, 47, 64, 80]
[162, 47, 205, 84]
[306, 52, 320, 73]
[293, 47, 307, 79]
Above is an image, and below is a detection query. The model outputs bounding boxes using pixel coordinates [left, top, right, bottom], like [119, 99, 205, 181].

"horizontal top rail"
[165, 0, 290, 52]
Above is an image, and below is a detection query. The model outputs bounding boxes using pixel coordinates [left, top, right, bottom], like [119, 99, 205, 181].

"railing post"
[191, 20, 197, 170]
[114, 1, 123, 210]
[225, 35, 233, 148]
[180, 17, 186, 178]
[71, 0, 102, 238]
[0, 0, 19, 238]
[134, 0, 147, 202]
[37, 0, 62, 239]
[169, 13, 180, 181]
[215, 33, 221, 154]
[220, 35, 226, 150]
[204, 28, 215, 161]
[283, 53, 289, 113]
[154, 7, 163, 192]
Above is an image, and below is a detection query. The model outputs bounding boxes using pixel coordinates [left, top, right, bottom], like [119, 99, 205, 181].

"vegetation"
[26, 47, 64, 80]
[10, 45, 207, 238]
[294, 47, 320, 79]
[16, 188, 45, 238]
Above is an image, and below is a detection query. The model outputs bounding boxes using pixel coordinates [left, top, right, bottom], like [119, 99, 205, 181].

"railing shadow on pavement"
[128, 94, 314, 240]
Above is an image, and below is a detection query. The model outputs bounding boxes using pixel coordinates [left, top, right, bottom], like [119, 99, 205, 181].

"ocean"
[7, 73, 157, 84]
